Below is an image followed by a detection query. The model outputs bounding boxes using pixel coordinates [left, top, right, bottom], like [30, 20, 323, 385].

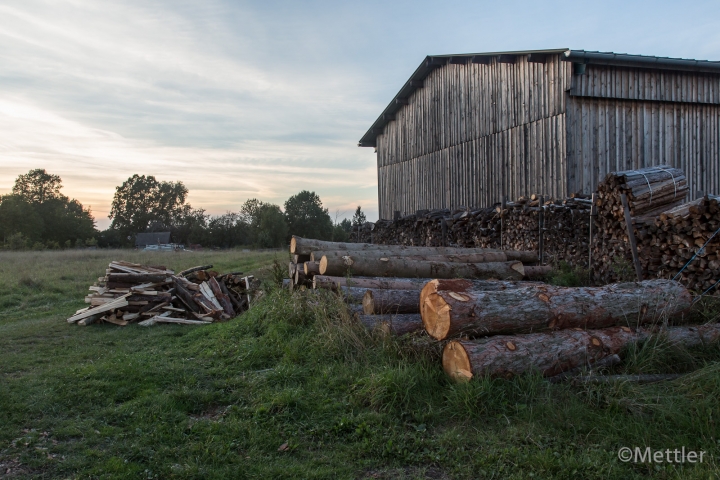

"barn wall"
[376, 54, 572, 219]
[567, 95, 720, 196]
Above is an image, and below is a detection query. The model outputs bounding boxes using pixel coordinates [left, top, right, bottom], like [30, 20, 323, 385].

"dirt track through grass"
[1, 249, 719, 479]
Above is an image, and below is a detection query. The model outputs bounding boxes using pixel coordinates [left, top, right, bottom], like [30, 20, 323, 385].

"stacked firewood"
[635, 195, 720, 292]
[592, 166, 689, 282]
[369, 196, 592, 267]
[67, 260, 259, 326]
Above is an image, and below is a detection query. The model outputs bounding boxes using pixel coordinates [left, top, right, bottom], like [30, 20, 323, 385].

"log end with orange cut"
[319, 256, 328, 275]
[290, 236, 298, 254]
[442, 340, 473, 382]
[420, 280, 452, 340]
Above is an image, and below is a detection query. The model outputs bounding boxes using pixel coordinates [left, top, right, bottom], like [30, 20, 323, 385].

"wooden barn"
[359, 49, 720, 220]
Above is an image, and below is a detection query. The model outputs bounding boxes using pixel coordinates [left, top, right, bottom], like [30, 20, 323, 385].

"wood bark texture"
[421, 279, 691, 340]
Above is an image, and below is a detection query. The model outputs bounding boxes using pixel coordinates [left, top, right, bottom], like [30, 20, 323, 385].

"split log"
[319, 255, 525, 280]
[179, 265, 213, 277]
[362, 289, 420, 314]
[358, 314, 423, 335]
[442, 322, 720, 380]
[209, 277, 235, 316]
[106, 273, 170, 283]
[67, 294, 130, 323]
[173, 278, 200, 313]
[421, 279, 691, 340]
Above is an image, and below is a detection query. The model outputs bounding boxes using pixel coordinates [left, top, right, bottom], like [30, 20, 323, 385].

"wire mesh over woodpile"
[67, 261, 260, 326]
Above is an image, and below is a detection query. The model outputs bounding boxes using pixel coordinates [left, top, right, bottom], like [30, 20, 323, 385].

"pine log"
[523, 265, 552, 279]
[292, 236, 537, 262]
[311, 249, 537, 263]
[319, 255, 525, 280]
[442, 322, 720, 380]
[289, 262, 296, 279]
[357, 314, 423, 335]
[570, 374, 683, 384]
[313, 275, 538, 292]
[362, 289, 420, 314]
[421, 279, 691, 340]
[338, 286, 367, 304]
[314, 275, 434, 291]
[304, 261, 321, 276]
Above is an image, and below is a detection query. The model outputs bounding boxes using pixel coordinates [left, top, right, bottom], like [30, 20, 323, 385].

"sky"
[1, 0, 720, 229]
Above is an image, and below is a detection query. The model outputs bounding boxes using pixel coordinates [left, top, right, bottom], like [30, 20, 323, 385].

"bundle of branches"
[67, 261, 260, 326]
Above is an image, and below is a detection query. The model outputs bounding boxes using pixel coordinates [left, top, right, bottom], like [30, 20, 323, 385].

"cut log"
[442, 322, 720, 380]
[312, 250, 508, 264]
[357, 314, 424, 335]
[523, 265, 552, 279]
[421, 279, 691, 340]
[67, 294, 130, 323]
[179, 265, 213, 277]
[209, 277, 235, 316]
[319, 255, 525, 280]
[362, 289, 420, 314]
[547, 354, 622, 383]
[304, 261, 321, 276]
[292, 236, 537, 262]
[570, 374, 683, 384]
[338, 286, 367, 304]
[314, 275, 434, 291]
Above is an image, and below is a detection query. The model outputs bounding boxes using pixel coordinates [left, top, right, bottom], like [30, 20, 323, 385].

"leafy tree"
[172, 208, 208, 246]
[256, 204, 288, 248]
[207, 212, 248, 248]
[109, 175, 189, 243]
[1, 169, 95, 248]
[339, 218, 352, 232]
[12, 169, 63, 203]
[284, 191, 333, 240]
[351, 206, 366, 227]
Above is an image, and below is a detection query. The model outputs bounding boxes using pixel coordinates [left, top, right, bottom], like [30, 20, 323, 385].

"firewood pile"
[67, 260, 260, 326]
[366, 196, 592, 267]
[590, 166, 720, 293]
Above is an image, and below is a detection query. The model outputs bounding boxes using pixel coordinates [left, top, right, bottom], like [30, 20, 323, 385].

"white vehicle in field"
[143, 243, 184, 252]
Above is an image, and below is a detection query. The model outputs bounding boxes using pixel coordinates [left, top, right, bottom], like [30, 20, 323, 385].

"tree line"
[0, 169, 367, 250]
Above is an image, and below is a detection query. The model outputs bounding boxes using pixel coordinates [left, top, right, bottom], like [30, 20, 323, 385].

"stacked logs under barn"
[288, 238, 718, 380]
[366, 195, 593, 268]
[67, 260, 260, 326]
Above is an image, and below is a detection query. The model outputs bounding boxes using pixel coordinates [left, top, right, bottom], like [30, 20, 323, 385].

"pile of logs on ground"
[290, 241, 714, 380]
[67, 261, 260, 326]
[366, 195, 592, 267]
[288, 236, 551, 336]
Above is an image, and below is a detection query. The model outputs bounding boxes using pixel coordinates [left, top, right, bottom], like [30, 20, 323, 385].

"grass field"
[1, 249, 719, 479]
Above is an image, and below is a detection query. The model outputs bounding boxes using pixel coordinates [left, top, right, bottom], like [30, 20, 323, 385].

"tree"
[12, 169, 63, 204]
[284, 191, 333, 240]
[352, 206, 366, 227]
[240, 199, 288, 248]
[109, 175, 189, 243]
[1, 169, 95, 248]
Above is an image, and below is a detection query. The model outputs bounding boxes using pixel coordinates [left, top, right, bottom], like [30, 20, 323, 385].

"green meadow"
[1, 249, 719, 479]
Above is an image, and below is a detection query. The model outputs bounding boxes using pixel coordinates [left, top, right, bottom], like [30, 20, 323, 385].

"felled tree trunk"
[338, 286, 367, 304]
[319, 255, 525, 280]
[443, 322, 720, 380]
[291, 236, 537, 262]
[106, 273, 170, 283]
[421, 279, 691, 340]
[362, 289, 420, 314]
[358, 314, 423, 335]
[311, 249, 537, 263]
[313, 275, 434, 291]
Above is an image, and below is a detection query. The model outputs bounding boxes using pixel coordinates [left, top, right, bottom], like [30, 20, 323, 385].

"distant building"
[135, 232, 171, 248]
[360, 49, 720, 219]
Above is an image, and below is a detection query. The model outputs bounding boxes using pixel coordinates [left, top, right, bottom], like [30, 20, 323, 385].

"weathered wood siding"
[376, 55, 572, 219]
[567, 65, 720, 196]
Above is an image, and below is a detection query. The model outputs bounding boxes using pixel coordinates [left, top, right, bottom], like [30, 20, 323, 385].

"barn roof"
[358, 48, 720, 147]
